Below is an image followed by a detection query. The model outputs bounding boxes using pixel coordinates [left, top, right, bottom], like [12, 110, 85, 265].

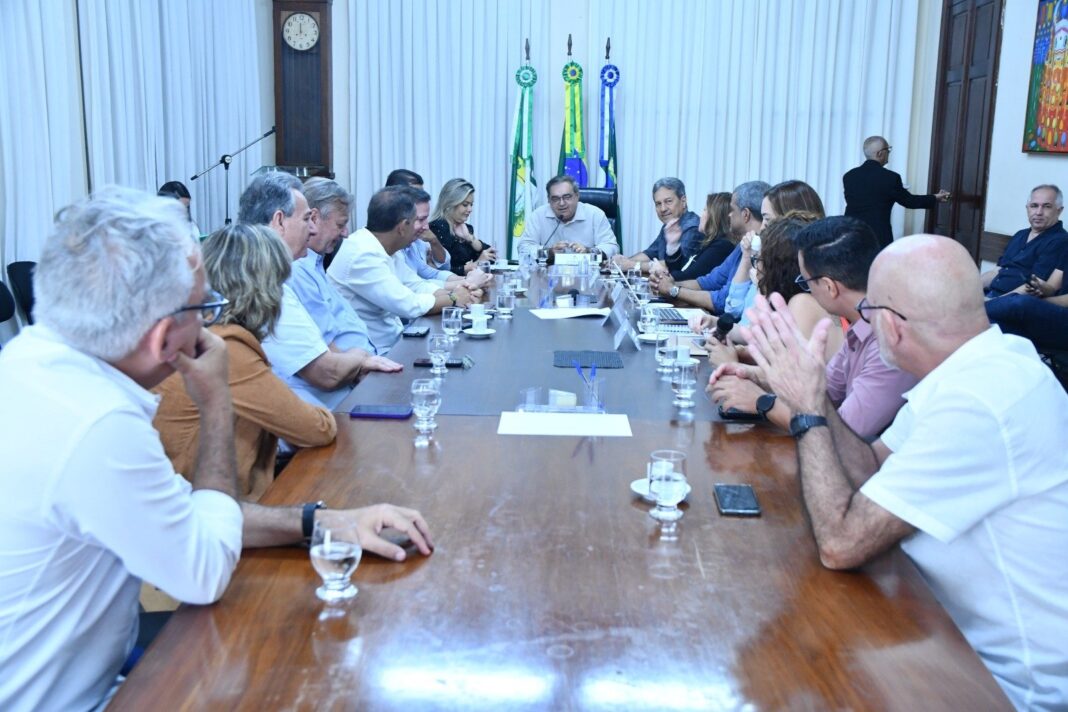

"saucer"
[630, 478, 691, 503]
[637, 332, 667, 344]
[463, 327, 496, 338]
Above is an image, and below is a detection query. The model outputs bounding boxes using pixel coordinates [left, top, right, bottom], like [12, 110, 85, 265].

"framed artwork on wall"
[1023, 0, 1068, 153]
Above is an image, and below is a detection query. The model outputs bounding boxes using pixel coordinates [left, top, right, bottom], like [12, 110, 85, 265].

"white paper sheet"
[529, 308, 611, 320]
[497, 411, 633, 437]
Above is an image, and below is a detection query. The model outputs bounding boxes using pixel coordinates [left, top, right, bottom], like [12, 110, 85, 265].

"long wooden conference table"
[111, 274, 1010, 710]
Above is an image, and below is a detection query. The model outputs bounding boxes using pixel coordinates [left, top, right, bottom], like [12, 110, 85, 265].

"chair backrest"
[578, 187, 621, 245]
[7, 261, 36, 325]
[0, 281, 14, 323]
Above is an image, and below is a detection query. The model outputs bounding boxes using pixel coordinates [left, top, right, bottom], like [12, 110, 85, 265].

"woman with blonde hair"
[429, 178, 496, 275]
[154, 223, 336, 500]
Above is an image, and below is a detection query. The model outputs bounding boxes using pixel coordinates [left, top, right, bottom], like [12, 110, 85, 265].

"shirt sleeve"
[644, 231, 665, 260]
[697, 245, 741, 291]
[592, 211, 620, 258]
[261, 286, 329, 378]
[1032, 236, 1068, 280]
[724, 280, 753, 319]
[54, 410, 243, 604]
[834, 353, 912, 441]
[353, 248, 437, 319]
[890, 173, 937, 210]
[860, 389, 1015, 543]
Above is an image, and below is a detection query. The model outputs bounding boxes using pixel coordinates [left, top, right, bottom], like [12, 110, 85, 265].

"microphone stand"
[190, 126, 276, 225]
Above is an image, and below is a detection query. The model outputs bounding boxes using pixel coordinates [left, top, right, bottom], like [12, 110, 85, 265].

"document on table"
[529, 308, 611, 320]
[497, 411, 633, 437]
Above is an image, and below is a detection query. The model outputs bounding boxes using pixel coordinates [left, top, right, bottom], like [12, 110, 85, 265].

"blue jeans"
[985, 294, 1068, 352]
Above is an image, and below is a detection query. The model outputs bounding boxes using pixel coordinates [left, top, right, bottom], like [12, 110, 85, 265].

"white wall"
[255, 0, 276, 167]
[986, 0, 1068, 234]
[903, 0, 943, 236]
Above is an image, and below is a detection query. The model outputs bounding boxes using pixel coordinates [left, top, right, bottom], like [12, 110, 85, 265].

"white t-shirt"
[0, 325, 243, 712]
[861, 327, 1068, 710]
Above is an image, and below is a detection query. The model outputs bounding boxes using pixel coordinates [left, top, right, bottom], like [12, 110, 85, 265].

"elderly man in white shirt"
[516, 175, 619, 261]
[714, 235, 1068, 711]
[328, 186, 481, 351]
[0, 189, 433, 712]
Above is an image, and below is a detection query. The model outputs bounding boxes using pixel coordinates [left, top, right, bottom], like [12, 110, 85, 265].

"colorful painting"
[1024, 0, 1068, 153]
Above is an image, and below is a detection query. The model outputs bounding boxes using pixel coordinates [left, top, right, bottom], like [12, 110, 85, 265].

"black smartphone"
[713, 483, 762, 517]
[414, 357, 465, 368]
[401, 326, 430, 338]
[349, 404, 414, 420]
[718, 405, 765, 422]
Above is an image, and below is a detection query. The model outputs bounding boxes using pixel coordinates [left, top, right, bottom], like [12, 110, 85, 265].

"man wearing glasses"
[720, 234, 1068, 710]
[516, 175, 619, 261]
[843, 135, 950, 249]
[709, 217, 916, 441]
[0, 189, 433, 711]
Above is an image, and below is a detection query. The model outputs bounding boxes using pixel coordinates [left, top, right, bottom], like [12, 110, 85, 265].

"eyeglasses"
[880, 145, 893, 154]
[549, 193, 576, 205]
[856, 296, 907, 323]
[794, 274, 824, 292]
[170, 289, 229, 326]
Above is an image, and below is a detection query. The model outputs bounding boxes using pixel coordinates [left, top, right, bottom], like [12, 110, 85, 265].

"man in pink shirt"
[709, 216, 916, 440]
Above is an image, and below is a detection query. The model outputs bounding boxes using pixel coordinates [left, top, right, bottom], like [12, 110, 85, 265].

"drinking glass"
[633, 280, 651, 309]
[477, 259, 493, 275]
[627, 265, 642, 288]
[639, 305, 659, 334]
[441, 307, 463, 343]
[647, 450, 688, 523]
[428, 334, 451, 376]
[537, 247, 550, 267]
[496, 291, 515, 319]
[655, 322, 675, 375]
[309, 520, 362, 602]
[671, 358, 698, 408]
[411, 378, 442, 447]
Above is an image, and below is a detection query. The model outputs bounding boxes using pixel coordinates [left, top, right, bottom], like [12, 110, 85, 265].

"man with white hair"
[715, 234, 1068, 709]
[981, 184, 1066, 298]
[0, 188, 433, 710]
[843, 135, 950, 249]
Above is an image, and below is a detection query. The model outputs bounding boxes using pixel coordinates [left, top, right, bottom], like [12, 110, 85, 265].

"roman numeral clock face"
[282, 12, 319, 51]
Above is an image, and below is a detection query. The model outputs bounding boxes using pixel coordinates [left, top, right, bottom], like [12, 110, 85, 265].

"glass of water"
[639, 305, 659, 334]
[655, 322, 675, 375]
[633, 280, 651, 309]
[428, 334, 451, 376]
[310, 519, 362, 602]
[477, 259, 493, 275]
[627, 264, 642, 287]
[647, 449, 688, 523]
[442, 307, 463, 344]
[671, 358, 698, 408]
[536, 247, 550, 267]
[411, 378, 442, 447]
[496, 290, 515, 319]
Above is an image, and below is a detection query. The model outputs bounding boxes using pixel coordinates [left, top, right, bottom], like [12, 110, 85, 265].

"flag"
[598, 63, 619, 188]
[557, 61, 588, 186]
[507, 63, 538, 258]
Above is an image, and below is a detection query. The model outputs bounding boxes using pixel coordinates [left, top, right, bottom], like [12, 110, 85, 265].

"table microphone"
[713, 314, 736, 343]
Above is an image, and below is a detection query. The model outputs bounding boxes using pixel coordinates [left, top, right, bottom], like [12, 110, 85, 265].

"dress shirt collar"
[844, 317, 872, 350]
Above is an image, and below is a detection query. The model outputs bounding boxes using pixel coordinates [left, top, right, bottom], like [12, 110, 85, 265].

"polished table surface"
[112, 281, 1010, 711]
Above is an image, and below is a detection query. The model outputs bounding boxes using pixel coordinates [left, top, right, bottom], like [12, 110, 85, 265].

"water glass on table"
[647, 450, 688, 523]
[309, 520, 362, 602]
[537, 247, 550, 267]
[671, 358, 698, 408]
[496, 291, 515, 319]
[411, 378, 442, 447]
[441, 307, 463, 343]
[655, 323, 675, 376]
[428, 334, 451, 376]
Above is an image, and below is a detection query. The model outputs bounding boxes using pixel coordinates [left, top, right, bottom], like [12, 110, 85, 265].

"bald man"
[712, 235, 1068, 709]
[843, 136, 950, 249]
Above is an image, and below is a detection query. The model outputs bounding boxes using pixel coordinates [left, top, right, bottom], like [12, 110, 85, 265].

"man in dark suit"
[843, 136, 950, 249]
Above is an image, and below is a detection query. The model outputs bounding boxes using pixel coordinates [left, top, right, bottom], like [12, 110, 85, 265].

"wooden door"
[926, 0, 1004, 262]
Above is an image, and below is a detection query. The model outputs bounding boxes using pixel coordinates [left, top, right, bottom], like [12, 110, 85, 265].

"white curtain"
[78, 0, 264, 234]
[347, 0, 920, 254]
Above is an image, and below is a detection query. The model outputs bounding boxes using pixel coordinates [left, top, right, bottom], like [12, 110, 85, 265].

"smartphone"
[718, 405, 765, 422]
[401, 326, 430, 338]
[413, 357, 465, 368]
[713, 483, 762, 517]
[349, 404, 414, 419]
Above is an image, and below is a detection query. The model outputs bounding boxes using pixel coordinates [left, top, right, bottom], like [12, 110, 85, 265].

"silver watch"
[669, 285, 681, 298]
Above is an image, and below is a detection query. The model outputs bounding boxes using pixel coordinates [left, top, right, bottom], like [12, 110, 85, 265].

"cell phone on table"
[349, 404, 414, 419]
[718, 405, 765, 422]
[401, 325, 430, 337]
[713, 483, 762, 517]
[413, 357, 465, 368]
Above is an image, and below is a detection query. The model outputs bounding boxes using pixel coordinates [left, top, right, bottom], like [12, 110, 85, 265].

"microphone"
[542, 218, 562, 247]
[713, 314, 736, 343]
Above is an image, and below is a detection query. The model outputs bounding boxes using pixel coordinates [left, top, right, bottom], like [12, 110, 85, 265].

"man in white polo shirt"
[727, 234, 1068, 710]
[328, 186, 480, 351]
[0, 189, 434, 711]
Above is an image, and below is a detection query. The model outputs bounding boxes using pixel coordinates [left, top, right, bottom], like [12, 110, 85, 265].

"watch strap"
[302, 501, 326, 542]
[756, 393, 777, 418]
[789, 414, 828, 438]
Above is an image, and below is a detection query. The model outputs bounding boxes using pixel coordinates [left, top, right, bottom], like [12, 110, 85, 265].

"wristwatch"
[302, 501, 327, 543]
[755, 393, 777, 419]
[789, 413, 828, 439]
[669, 285, 681, 298]
[447, 291, 457, 306]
